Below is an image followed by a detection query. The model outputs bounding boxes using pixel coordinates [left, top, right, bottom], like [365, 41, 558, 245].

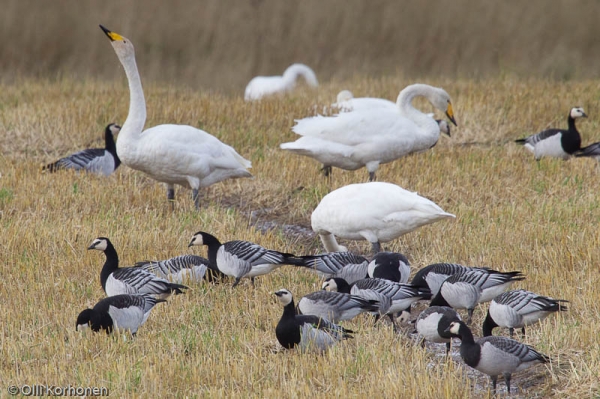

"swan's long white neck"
[282, 64, 318, 90]
[116, 51, 146, 162]
[396, 84, 439, 132]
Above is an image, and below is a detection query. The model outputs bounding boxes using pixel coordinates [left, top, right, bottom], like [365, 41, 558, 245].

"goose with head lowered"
[445, 321, 550, 395]
[99, 25, 251, 209]
[76, 293, 165, 336]
[322, 277, 431, 332]
[134, 254, 226, 284]
[415, 306, 462, 354]
[293, 251, 369, 284]
[274, 289, 353, 353]
[429, 268, 525, 324]
[482, 289, 568, 338]
[411, 263, 490, 297]
[43, 123, 121, 176]
[281, 83, 456, 181]
[188, 231, 303, 287]
[244, 63, 318, 101]
[367, 251, 411, 283]
[311, 182, 455, 254]
[88, 237, 188, 299]
[515, 106, 586, 160]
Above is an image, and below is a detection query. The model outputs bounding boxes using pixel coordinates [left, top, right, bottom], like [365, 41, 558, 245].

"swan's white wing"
[333, 97, 398, 113]
[244, 76, 287, 101]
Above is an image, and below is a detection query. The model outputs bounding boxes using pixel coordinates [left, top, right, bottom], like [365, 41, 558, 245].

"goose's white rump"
[244, 63, 318, 101]
[281, 83, 456, 181]
[311, 182, 455, 252]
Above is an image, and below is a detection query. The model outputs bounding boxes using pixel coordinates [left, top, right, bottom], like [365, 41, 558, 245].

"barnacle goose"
[188, 231, 302, 287]
[134, 254, 226, 283]
[274, 289, 353, 352]
[297, 290, 380, 323]
[323, 277, 431, 331]
[88, 237, 188, 299]
[445, 321, 550, 395]
[415, 306, 462, 354]
[367, 252, 411, 283]
[430, 268, 525, 324]
[76, 293, 165, 336]
[43, 123, 121, 176]
[483, 289, 568, 337]
[294, 251, 369, 284]
[515, 106, 586, 160]
[411, 263, 490, 297]
[575, 141, 600, 160]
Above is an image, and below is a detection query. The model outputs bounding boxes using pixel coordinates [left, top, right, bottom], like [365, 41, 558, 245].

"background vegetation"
[1, 0, 600, 91]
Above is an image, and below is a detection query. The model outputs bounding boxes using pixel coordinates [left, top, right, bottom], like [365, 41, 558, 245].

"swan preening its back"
[244, 63, 319, 101]
[281, 83, 456, 181]
[311, 182, 455, 253]
[100, 25, 251, 209]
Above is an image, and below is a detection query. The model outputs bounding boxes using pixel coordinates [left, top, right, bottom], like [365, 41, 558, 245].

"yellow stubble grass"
[0, 77, 599, 397]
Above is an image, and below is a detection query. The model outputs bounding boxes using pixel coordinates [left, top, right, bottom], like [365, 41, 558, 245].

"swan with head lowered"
[281, 83, 456, 181]
[100, 25, 252, 209]
[311, 182, 455, 253]
[244, 63, 319, 101]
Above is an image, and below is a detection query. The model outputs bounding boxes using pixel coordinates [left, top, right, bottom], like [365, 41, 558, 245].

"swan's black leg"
[192, 189, 200, 210]
[167, 186, 175, 210]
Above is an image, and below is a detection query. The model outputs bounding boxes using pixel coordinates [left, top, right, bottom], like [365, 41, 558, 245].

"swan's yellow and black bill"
[446, 102, 457, 126]
[99, 25, 124, 42]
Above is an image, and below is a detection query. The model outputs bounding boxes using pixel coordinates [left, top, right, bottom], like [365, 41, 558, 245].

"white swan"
[311, 182, 455, 253]
[244, 63, 319, 101]
[281, 83, 456, 181]
[100, 25, 252, 209]
[331, 90, 398, 113]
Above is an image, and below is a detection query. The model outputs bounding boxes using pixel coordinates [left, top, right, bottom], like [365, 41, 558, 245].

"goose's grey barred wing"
[223, 240, 293, 265]
[412, 263, 479, 295]
[478, 336, 550, 364]
[496, 289, 568, 313]
[575, 141, 600, 157]
[298, 290, 379, 322]
[515, 129, 561, 146]
[297, 252, 368, 276]
[296, 314, 354, 339]
[134, 255, 212, 282]
[110, 267, 188, 296]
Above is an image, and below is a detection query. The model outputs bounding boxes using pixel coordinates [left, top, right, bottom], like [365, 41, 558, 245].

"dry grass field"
[1, 76, 600, 398]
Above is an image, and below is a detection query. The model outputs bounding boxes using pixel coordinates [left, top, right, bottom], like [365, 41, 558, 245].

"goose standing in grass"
[311, 182, 455, 253]
[415, 306, 462, 354]
[244, 63, 318, 101]
[281, 83, 456, 181]
[445, 321, 550, 395]
[429, 268, 525, 324]
[76, 293, 165, 336]
[411, 263, 490, 297]
[100, 25, 251, 209]
[188, 231, 302, 287]
[134, 254, 226, 284]
[273, 289, 353, 352]
[515, 106, 586, 160]
[88, 237, 188, 298]
[323, 277, 431, 331]
[482, 289, 568, 337]
[297, 290, 380, 323]
[294, 252, 369, 284]
[367, 252, 411, 283]
[575, 141, 600, 160]
[42, 123, 121, 176]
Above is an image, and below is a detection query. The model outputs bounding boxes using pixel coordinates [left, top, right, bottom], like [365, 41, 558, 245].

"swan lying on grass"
[244, 63, 318, 101]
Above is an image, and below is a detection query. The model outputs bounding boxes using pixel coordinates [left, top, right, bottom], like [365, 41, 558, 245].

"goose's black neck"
[332, 277, 352, 294]
[100, 241, 119, 292]
[482, 311, 498, 337]
[563, 114, 582, 153]
[282, 299, 297, 319]
[201, 232, 222, 268]
[430, 291, 450, 307]
[455, 322, 480, 368]
[104, 127, 120, 168]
